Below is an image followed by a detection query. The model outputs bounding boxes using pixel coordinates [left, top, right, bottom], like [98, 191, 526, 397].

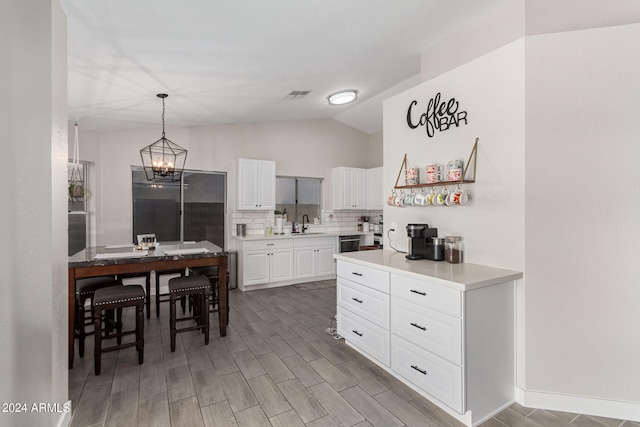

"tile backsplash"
[231, 209, 383, 236]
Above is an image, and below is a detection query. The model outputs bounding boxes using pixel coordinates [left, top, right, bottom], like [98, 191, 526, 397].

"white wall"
[80, 119, 371, 247]
[525, 22, 640, 404]
[408, 1, 640, 417]
[383, 38, 527, 389]
[384, 40, 525, 270]
[0, 1, 69, 426]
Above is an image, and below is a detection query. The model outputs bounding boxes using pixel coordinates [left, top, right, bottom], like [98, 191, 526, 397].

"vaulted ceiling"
[61, 0, 508, 134]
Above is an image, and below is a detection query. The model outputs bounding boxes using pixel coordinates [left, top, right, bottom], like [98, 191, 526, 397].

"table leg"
[218, 257, 227, 337]
[68, 268, 76, 369]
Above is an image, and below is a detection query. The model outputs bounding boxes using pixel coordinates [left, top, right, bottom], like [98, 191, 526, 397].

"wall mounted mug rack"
[393, 137, 478, 190]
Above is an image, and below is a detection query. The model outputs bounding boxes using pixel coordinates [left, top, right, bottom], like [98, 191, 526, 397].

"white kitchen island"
[334, 249, 523, 427]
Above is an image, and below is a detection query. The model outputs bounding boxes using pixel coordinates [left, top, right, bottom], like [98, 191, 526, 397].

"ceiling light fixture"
[327, 90, 358, 106]
[140, 94, 187, 181]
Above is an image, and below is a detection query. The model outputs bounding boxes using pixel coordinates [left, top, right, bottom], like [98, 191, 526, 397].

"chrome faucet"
[302, 214, 309, 233]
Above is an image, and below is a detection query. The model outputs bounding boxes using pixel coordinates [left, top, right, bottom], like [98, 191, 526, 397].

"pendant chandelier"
[69, 120, 91, 201]
[140, 93, 187, 181]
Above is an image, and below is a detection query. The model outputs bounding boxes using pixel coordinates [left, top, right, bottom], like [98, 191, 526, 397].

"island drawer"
[338, 278, 389, 328]
[391, 274, 461, 317]
[337, 307, 390, 366]
[337, 261, 389, 293]
[391, 335, 463, 414]
[391, 297, 462, 365]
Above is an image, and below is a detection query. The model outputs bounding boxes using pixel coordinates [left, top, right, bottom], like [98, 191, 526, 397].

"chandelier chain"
[161, 96, 166, 138]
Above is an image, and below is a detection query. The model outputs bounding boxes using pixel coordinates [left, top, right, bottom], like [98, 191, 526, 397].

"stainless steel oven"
[339, 235, 361, 253]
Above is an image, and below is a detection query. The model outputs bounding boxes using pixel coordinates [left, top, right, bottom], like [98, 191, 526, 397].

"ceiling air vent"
[283, 90, 311, 100]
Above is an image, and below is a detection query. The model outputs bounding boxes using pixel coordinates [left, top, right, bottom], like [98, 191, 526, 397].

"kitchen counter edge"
[334, 249, 523, 291]
[234, 231, 373, 241]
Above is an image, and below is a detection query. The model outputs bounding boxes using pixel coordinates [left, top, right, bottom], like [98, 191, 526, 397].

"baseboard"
[54, 401, 72, 427]
[516, 388, 640, 422]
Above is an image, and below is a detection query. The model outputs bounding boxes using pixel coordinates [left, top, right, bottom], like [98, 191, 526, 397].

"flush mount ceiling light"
[327, 90, 358, 106]
[140, 94, 187, 181]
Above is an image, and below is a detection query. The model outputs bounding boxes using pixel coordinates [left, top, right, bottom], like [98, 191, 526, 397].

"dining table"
[68, 240, 228, 369]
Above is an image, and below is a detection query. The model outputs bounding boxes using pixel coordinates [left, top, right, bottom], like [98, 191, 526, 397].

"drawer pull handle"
[352, 298, 363, 303]
[352, 272, 363, 277]
[266, 243, 275, 246]
[410, 289, 426, 296]
[411, 365, 428, 375]
[410, 322, 426, 331]
[352, 330, 363, 337]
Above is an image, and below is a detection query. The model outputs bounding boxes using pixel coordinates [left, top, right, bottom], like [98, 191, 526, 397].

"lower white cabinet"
[336, 258, 516, 427]
[337, 307, 390, 366]
[239, 236, 336, 291]
[337, 260, 391, 367]
[239, 239, 293, 289]
[294, 237, 336, 279]
[391, 335, 463, 413]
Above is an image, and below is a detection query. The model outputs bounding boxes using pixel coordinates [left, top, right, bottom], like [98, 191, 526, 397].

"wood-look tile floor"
[69, 281, 638, 427]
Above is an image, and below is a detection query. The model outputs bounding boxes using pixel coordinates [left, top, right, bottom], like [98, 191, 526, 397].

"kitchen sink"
[291, 232, 324, 235]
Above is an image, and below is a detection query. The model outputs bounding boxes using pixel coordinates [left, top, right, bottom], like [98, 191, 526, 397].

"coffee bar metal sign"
[406, 92, 468, 137]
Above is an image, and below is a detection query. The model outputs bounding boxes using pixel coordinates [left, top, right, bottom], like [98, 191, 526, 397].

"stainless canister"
[236, 223, 246, 237]
[431, 237, 445, 261]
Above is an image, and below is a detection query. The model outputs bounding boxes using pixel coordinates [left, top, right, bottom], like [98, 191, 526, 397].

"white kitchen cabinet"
[335, 256, 517, 427]
[237, 158, 275, 210]
[239, 239, 293, 289]
[336, 260, 390, 366]
[238, 236, 336, 291]
[332, 167, 367, 210]
[366, 166, 384, 210]
[294, 237, 336, 279]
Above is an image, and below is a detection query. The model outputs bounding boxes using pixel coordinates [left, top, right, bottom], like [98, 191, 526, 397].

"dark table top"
[69, 241, 226, 268]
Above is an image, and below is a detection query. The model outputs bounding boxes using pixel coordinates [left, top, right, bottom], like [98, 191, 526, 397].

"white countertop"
[334, 249, 523, 291]
[234, 231, 373, 241]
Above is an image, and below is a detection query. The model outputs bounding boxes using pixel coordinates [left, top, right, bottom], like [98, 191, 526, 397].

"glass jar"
[445, 236, 464, 264]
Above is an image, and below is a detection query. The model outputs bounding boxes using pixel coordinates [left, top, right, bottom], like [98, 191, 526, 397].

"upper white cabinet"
[237, 158, 275, 210]
[366, 166, 383, 210]
[332, 167, 367, 210]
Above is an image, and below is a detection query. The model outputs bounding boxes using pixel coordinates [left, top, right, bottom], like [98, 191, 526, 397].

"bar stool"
[190, 266, 230, 325]
[93, 285, 145, 375]
[154, 268, 186, 317]
[168, 275, 210, 352]
[116, 271, 151, 318]
[75, 276, 122, 358]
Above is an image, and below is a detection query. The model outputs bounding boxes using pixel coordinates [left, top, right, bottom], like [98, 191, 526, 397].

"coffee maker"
[406, 224, 439, 260]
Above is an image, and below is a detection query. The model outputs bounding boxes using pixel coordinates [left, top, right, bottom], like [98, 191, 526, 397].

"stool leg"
[137, 303, 144, 365]
[203, 289, 210, 345]
[94, 306, 102, 375]
[170, 294, 177, 352]
[116, 307, 123, 345]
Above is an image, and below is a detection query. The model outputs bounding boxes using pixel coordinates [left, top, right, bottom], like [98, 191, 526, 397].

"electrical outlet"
[390, 222, 397, 233]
